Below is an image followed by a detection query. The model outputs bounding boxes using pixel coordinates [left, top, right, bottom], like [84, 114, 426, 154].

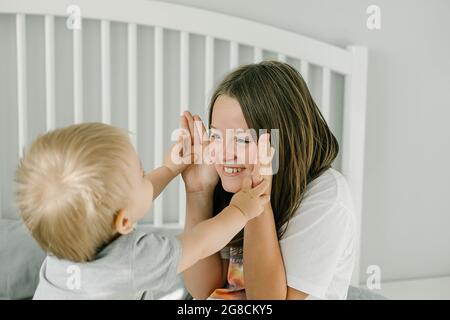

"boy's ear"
[114, 209, 134, 235]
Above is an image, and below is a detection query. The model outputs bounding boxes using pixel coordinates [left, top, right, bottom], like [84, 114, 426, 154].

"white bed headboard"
[0, 0, 368, 285]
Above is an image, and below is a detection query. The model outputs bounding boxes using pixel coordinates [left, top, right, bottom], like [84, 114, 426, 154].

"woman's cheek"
[235, 143, 257, 166]
[245, 164, 254, 174]
[210, 141, 224, 164]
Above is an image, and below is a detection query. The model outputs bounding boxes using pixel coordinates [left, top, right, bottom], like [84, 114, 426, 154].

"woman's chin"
[221, 180, 242, 193]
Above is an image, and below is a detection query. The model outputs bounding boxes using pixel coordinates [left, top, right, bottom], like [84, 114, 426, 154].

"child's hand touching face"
[163, 126, 195, 176]
[229, 176, 270, 220]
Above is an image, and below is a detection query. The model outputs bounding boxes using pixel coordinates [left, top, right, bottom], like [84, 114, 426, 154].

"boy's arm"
[145, 166, 175, 200]
[176, 205, 247, 273]
[182, 191, 228, 299]
[177, 177, 269, 274]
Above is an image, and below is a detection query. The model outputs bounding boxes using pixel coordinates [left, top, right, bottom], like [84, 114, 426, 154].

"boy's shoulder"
[97, 227, 182, 269]
[33, 228, 182, 299]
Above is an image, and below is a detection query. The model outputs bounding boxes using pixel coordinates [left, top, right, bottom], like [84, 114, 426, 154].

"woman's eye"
[210, 133, 222, 140]
[236, 137, 250, 144]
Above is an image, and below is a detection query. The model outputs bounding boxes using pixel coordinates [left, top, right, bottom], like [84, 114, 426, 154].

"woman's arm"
[181, 178, 270, 297]
[243, 202, 288, 299]
[182, 191, 227, 299]
[244, 202, 310, 300]
[179, 112, 226, 299]
[243, 133, 308, 300]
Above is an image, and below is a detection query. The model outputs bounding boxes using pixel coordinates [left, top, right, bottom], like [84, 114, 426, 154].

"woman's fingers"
[192, 115, 203, 146]
[170, 135, 184, 165]
[260, 194, 271, 204]
[250, 179, 270, 196]
[193, 114, 210, 147]
[257, 133, 274, 177]
[180, 113, 189, 133]
[251, 162, 263, 187]
[180, 134, 196, 164]
[183, 111, 196, 141]
[250, 133, 272, 185]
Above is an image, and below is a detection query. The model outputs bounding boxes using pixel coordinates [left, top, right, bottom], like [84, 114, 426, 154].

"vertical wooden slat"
[45, 15, 55, 131]
[204, 36, 214, 111]
[128, 23, 137, 149]
[179, 31, 189, 227]
[153, 26, 164, 227]
[16, 14, 27, 158]
[342, 46, 368, 286]
[277, 53, 286, 62]
[321, 67, 331, 122]
[101, 20, 111, 124]
[300, 60, 309, 84]
[229, 41, 238, 70]
[73, 20, 83, 123]
[180, 32, 189, 115]
[253, 47, 263, 63]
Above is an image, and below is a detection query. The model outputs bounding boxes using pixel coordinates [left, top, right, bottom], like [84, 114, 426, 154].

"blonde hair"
[15, 123, 134, 262]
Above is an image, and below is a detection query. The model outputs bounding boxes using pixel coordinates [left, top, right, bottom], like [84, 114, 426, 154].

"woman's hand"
[163, 132, 194, 177]
[250, 133, 275, 195]
[181, 111, 219, 193]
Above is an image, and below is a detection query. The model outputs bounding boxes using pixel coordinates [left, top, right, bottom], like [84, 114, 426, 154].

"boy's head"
[15, 123, 153, 262]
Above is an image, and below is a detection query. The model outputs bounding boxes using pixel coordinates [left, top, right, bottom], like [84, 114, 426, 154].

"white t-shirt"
[279, 168, 356, 300]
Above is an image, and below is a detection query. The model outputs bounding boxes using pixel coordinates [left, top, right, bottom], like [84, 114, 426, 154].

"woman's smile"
[217, 164, 251, 192]
[221, 165, 246, 176]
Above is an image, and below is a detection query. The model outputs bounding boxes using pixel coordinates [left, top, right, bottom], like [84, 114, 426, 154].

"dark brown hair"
[209, 60, 338, 247]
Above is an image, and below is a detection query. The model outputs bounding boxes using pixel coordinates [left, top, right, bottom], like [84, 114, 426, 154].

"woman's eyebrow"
[210, 125, 246, 132]
[210, 126, 222, 132]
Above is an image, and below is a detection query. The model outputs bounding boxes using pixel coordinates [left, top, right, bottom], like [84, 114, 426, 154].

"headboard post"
[343, 45, 369, 287]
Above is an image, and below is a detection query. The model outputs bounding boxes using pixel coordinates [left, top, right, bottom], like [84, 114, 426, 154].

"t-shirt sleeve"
[131, 231, 182, 293]
[279, 201, 354, 299]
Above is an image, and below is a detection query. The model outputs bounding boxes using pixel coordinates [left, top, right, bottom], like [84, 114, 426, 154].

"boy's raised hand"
[163, 128, 195, 176]
[229, 176, 270, 220]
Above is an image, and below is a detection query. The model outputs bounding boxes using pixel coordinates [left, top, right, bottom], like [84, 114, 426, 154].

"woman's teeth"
[224, 167, 243, 174]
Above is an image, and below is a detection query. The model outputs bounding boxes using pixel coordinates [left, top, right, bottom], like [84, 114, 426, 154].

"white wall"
[153, 0, 450, 283]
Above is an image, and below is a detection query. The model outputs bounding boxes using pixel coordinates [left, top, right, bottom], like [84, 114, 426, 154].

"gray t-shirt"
[33, 229, 182, 299]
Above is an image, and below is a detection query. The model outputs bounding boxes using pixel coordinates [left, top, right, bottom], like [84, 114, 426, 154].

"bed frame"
[0, 0, 368, 286]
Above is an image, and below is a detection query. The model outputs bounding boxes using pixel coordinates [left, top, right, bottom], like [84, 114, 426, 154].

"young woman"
[181, 61, 356, 300]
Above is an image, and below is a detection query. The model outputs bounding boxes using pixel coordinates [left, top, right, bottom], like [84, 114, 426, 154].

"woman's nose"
[223, 136, 236, 162]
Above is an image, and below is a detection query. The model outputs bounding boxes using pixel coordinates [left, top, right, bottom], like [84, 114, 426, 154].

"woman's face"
[210, 95, 257, 193]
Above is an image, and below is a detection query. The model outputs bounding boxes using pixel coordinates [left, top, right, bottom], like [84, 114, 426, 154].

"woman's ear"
[114, 208, 134, 235]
